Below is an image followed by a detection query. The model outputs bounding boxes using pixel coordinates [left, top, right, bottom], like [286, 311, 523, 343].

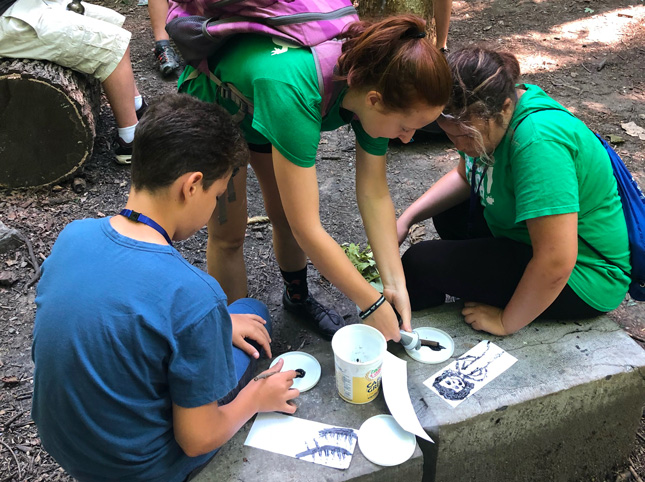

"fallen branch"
[12, 231, 40, 288]
[3, 410, 24, 430]
[550, 79, 580, 91]
[581, 63, 592, 73]
[15, 390, 33, 401]
[0, 439, 22, 481]
[629, 465, 644, 482]
[11, 420, 35, 429]
[247, 216, 270, 225]
[597, 58, 607, 71]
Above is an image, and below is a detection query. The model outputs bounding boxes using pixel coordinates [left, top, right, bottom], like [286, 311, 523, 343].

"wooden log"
[0, 58, 101, 188]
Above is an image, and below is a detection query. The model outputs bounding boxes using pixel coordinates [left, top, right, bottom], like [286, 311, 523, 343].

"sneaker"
[282, 288, 345, 340]
[136, 98, 148, 120]
[114, 137, 133, 165]
[154, 40, 180, 77]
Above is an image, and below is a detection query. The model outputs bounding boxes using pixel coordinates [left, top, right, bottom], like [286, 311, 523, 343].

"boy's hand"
[253, 359, 300, 414]
[230, 313, 272, 359]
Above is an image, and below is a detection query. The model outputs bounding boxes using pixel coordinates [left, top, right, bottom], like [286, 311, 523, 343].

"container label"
[336, 369, 382, 404]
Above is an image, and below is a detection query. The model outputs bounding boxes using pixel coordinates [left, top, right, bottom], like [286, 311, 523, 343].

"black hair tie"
[401, 28, 426, 39]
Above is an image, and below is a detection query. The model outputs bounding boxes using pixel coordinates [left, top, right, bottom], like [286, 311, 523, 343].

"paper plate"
[269, 351, 321, 392]
[358, 414, 416, 466]
[405, 327, 454, 364]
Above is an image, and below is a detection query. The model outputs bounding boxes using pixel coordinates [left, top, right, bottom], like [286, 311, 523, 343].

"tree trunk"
[356, 0, 434, 25]
[0, 58, 101, 188]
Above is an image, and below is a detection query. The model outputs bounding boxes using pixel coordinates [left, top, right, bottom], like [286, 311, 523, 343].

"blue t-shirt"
[32, 218, 237, 482]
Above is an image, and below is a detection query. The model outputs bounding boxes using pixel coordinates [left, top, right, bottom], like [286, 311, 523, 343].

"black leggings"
[402, 201, 603, 319]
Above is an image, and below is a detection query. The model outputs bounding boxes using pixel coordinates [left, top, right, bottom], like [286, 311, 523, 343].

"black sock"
[281, 267, 308, 302]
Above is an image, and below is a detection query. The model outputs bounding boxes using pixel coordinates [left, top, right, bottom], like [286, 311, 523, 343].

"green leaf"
[341, 242, 381, 284]
[584, 7, 594, 13]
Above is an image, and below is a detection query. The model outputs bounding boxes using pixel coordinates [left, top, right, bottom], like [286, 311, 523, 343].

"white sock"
[134, 95, 143, 111]
[117, 123, 137, 144]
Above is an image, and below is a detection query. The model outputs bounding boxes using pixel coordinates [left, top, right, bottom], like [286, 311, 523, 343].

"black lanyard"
[468, 161, 489, 237]
[119, 209, 173, 246]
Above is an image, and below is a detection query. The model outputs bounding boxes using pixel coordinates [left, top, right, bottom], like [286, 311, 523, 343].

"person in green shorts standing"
[179, 15, 451, 342]
[397, 46, 630, 336]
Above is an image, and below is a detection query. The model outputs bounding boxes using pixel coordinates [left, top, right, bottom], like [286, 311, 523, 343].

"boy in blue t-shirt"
[31, 93, 300, 482]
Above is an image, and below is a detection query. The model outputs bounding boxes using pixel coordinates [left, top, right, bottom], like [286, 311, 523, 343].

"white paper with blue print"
[245, 412, 358, 469]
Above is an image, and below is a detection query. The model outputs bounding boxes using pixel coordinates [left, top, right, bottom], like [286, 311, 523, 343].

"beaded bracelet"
[359, 295, 386, 321]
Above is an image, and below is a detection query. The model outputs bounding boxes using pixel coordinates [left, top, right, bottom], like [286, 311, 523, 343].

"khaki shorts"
[0, 0, 131, 81]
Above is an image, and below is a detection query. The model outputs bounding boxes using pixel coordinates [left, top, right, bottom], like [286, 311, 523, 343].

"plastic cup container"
[331, 324, 387, 404]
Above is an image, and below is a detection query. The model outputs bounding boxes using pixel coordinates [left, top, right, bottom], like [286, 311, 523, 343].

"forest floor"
[0, 0, 644, 480]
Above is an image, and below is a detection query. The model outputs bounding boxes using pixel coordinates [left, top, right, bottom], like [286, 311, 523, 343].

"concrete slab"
[193, 303, 645, 482]
[193, 337, 424, 482]
[409, 304, 645, 482]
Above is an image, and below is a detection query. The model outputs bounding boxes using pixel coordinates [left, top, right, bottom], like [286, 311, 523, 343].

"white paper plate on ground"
[358, 414, 416, 466]
[269, 351, 321, 392]
[405, 327, 454, 364]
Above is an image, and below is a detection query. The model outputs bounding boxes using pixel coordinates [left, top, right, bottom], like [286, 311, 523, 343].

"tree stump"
[0, 58, 101, 188]
[357, 0, 434, 33]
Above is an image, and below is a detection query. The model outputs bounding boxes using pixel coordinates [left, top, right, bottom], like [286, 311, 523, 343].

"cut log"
[0, 58, 101, 188]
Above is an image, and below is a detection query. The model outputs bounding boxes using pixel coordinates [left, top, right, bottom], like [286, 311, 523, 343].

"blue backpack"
[588, 134, 645, 300]
[513, 108, 645, 300]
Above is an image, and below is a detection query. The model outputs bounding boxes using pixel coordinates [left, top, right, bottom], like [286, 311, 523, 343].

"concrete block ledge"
[194, 303, 645, 482]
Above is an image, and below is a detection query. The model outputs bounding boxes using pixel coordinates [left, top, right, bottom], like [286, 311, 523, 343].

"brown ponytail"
[336, 15, 451, 110]
[444, 47, 521, 122]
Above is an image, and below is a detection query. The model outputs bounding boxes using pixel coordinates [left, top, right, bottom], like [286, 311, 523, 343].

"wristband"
[359, 295, 386, 320]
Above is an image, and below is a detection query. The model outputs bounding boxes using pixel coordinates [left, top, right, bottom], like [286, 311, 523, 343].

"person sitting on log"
[0, 0, 146, 164]
[31, 93, 299, 481]
[396, 46, 630, 336]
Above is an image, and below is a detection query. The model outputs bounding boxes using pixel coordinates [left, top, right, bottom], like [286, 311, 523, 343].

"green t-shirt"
[177, 35, 388, 167]
[464, 84, 629, 311]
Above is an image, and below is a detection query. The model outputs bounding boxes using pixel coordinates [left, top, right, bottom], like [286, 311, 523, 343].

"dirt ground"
[0, 0, 644, 480]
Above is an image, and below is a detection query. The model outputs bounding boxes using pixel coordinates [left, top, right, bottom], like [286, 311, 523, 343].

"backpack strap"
[310, 40, 345, 118]
[511, 107, 574, 134]
[509, 106, 632, 276]
[578, 233, 630, 278]
[183, 59, 254, 123]
[185, 41, 345, 123]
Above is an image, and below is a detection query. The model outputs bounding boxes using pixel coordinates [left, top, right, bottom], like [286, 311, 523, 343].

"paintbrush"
[254, 368, 306, 381]
[420, 339, 446, 351]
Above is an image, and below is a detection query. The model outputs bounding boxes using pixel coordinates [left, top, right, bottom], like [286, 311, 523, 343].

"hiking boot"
[136, 98, 148, 120]
[113, 137, 133, 165]
[282, 288, 345, 340]
[154, 40, 180, 77]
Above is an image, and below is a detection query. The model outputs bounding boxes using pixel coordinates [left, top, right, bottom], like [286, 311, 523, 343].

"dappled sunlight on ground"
[555, 6, 645, 45]
[580, 100, 614, 115]
[513, 6, 645, 74]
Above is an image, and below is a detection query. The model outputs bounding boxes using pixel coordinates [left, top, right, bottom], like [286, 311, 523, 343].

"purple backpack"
[166, 0, 359, 118]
